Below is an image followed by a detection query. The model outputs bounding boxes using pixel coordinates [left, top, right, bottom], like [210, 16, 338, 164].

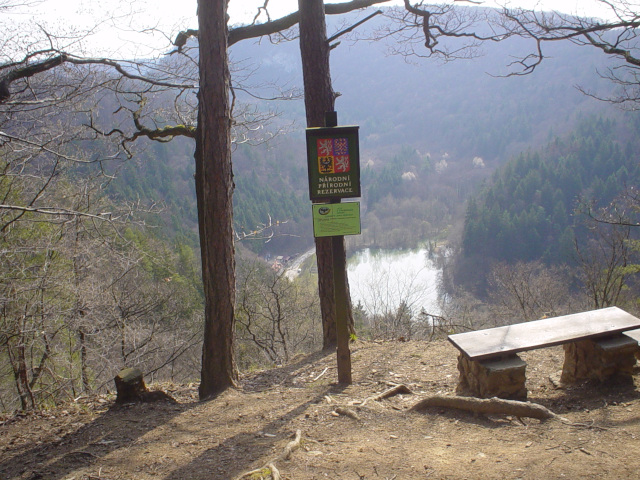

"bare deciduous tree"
[499, 1, 640, 107]
[236, 261, 320, 368]
[380, 1, 508, 60]
[574, 219, 638, 309]
[488, 261, 575, 323]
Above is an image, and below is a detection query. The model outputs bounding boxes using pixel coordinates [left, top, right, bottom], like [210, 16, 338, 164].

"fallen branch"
[235, 430, 302, 480]
[410, 395, 558, 420]
[362, 384, 413, 406]
[335, 406, 360, 420]
[277, 429, 302, 462]
[311, 367, 329, 382]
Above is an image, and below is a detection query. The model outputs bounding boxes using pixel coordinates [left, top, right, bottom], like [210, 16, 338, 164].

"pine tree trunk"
[196, 0, 238, 399]
[298, 0, 354, 350]
[316, 236, 337, 348]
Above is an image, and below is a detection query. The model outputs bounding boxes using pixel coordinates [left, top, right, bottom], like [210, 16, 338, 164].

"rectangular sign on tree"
[306, 125, 360, 202]
[312, 202, 361, 237]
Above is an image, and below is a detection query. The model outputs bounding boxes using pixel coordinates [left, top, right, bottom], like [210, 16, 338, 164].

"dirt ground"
[2, 339, 640, 480]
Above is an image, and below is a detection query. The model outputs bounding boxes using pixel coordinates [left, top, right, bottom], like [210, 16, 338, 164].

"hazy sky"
[6, 0, 619, 58]
[232, 0, 616, 24]
[228, 0, 615, 23]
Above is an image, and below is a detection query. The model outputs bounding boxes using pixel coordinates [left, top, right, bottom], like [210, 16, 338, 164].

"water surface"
[347, 248, 441, 316]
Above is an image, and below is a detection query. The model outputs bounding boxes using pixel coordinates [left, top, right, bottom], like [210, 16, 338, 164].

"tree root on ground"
[235, 463, 281, 480]
[235, 430, 302, 480]
[361, 384, 413, 406]
[277, 429, 302, 462]
[335, 406, 360, 420]
[411, 395, 609, 429]
[410, 395, 559, 420]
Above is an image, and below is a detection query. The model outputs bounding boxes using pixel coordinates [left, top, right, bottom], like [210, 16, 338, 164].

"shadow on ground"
[0, 398, 196, 480]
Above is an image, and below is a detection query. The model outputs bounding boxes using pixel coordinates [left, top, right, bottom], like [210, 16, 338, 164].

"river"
[284, 246, 442, 316]
[347, 248, 441, 316]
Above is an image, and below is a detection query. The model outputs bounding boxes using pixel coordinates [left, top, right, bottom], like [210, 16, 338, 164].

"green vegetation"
[0, 206, 205, 410]
[462, 117, 639, 266]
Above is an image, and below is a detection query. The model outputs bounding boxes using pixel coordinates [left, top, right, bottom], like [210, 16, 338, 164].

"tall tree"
[298, 0, 342, 350]
[298, 0, 355, 384]
[194, 0, 392, 396]
[195, 0, 237, 399]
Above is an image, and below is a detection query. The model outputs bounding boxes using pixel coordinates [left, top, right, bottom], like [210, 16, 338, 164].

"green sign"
[306, 126, 360, 201]
[312, 202, 361, 237]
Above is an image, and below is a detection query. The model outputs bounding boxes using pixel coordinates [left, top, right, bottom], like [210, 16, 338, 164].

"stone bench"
[448, 307, 640, 400]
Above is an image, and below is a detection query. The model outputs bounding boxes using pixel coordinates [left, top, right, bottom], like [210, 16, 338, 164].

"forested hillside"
[106, 8, 623, 255]
[462, 116, 639, 264]
[447, 114, 640, 301]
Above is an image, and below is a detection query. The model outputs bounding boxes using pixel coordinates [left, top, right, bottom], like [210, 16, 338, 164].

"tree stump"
[114, 367, 149, 403]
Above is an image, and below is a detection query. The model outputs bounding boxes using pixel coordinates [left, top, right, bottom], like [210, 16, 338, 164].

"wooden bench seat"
[623, 328, 640, 344]
[448, 307, 640, 400]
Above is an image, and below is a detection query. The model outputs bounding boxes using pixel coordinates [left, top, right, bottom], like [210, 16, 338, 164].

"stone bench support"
[449, 308, 640, 399]
[456, 354, 527, 401]
[561, 335, 639, 384]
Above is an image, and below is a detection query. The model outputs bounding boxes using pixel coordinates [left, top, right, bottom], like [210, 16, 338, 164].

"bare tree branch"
[169, 0, 394, 48]
[327, 9, 383, 44]
[0, 204, 117, 221]
[0, 130, 118, 164]
[498, 3, 640, 105]
[1, 53, 195, 104]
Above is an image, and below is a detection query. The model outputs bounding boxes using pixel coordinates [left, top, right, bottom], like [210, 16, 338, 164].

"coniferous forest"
[460, 117, 640, 289]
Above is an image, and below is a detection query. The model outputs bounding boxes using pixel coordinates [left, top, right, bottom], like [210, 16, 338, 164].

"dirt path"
[2, 340, 640, 479]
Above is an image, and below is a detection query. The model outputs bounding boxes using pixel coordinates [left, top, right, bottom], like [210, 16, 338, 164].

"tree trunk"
[298, 0, 354, 350]
[79, 328, 89, 392]
[316, 236, 337, 348]
[197, 0, 238, 399]
[14, 337, 35, 410]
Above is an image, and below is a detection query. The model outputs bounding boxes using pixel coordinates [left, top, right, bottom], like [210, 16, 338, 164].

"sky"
[5, 0, 621, 59]
[228, 0, 616, 24]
